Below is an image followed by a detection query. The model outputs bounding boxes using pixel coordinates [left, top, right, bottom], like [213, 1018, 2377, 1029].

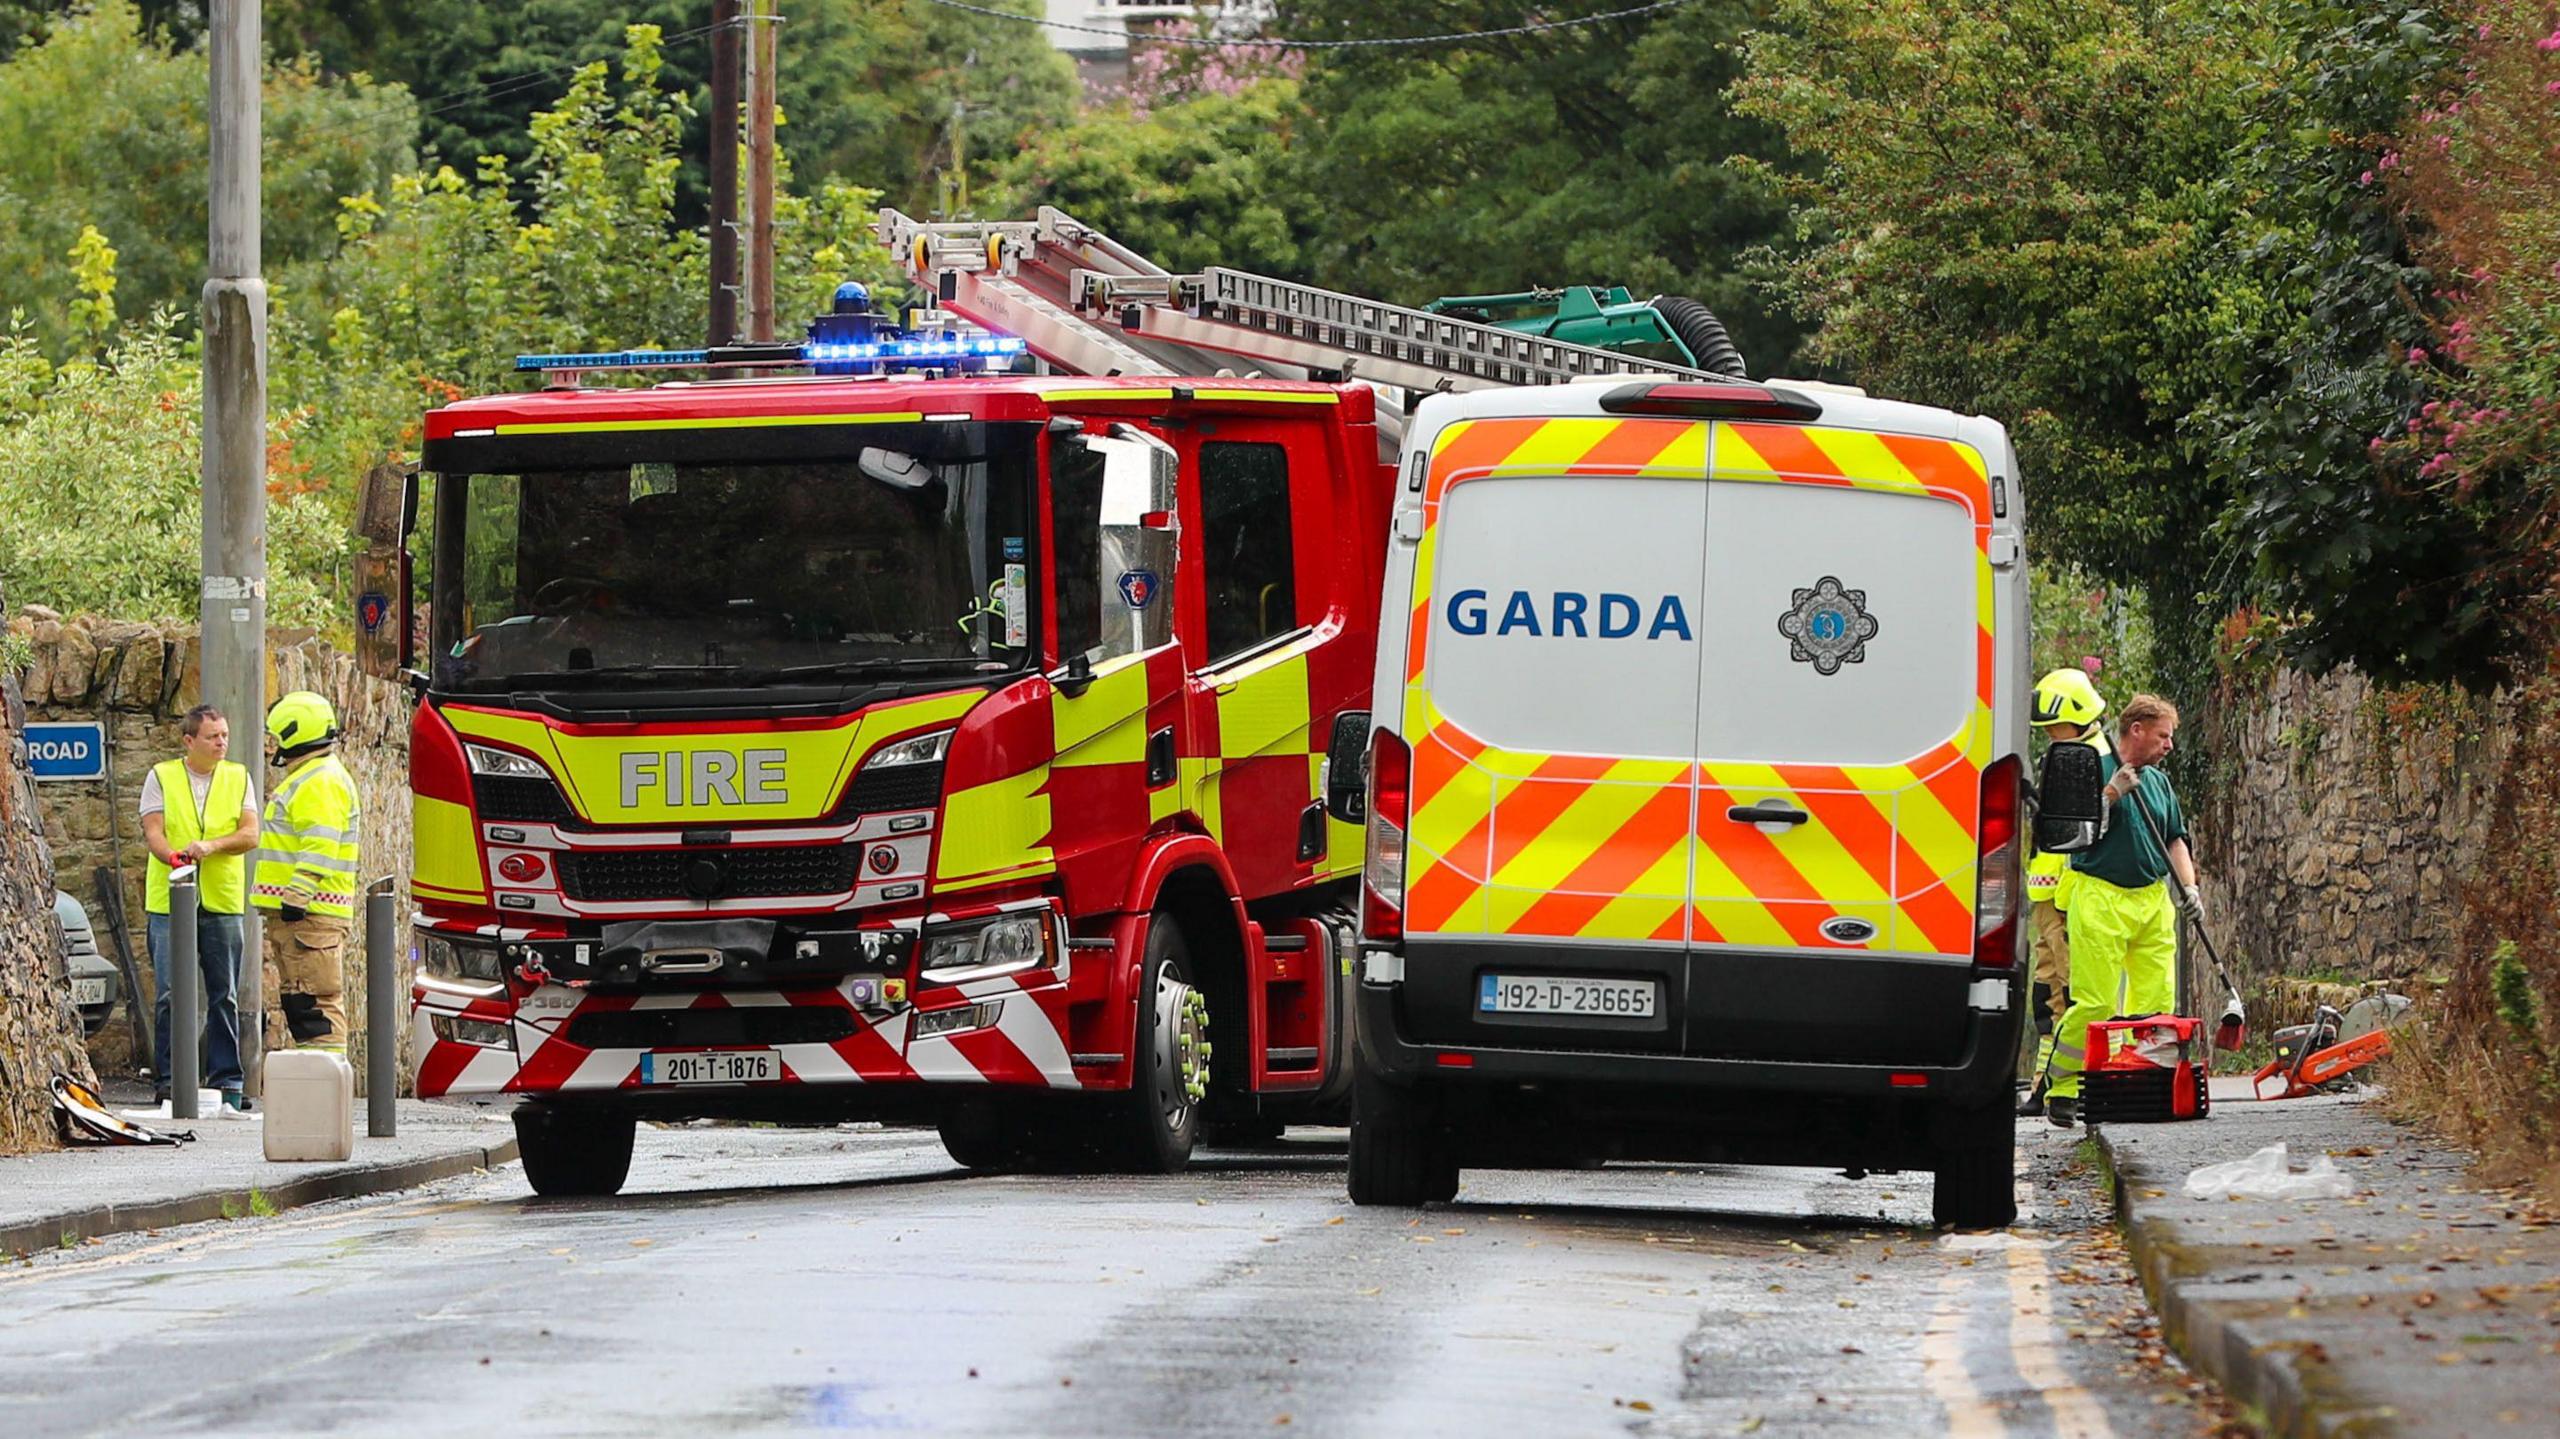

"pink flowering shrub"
[2382, 3, 2560, 511]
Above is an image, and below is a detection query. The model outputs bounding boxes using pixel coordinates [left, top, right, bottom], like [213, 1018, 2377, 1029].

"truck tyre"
[1931, 1102, 2017, 1229]
[1347, 1069, 1458, 1206]
[1102, 916, 1208, 1173]
[515, 1102, 636, 1198]
[938, 1101, 1026, 1172]
[1650, 295, 1748, 378]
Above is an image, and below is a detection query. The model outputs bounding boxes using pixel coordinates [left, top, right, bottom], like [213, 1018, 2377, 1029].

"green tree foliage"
[241, 0, 1074, 220]
[2191, 3, 2502, 685]
[1269, 1, 1803, 369]
[1736, 0, 2284, 697]
[302, 25, 900, 399]
[987, 79, 1319, 278]
[0, 318, 347, 627]
[0, 0, 416, 356]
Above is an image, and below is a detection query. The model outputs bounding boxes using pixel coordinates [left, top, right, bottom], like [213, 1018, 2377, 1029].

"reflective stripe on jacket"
[147, 759, 251, 915]
[253, 753, 362, 918]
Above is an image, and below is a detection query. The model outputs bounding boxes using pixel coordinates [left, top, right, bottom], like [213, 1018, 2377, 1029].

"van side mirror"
[1323, 711, 1371, 823]
[352, 462, 418, 681]
[2034, 740, 2105, 854]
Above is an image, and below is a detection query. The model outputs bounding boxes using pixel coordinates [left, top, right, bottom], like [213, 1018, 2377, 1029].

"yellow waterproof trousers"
[2046, 877, 2177, 1099]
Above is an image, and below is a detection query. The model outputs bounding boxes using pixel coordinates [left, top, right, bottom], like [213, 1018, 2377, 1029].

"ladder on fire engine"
[876, 207, 1725, 413]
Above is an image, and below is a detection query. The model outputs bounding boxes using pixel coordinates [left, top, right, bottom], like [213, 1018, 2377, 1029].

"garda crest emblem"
[1777, 576, 1879, 676]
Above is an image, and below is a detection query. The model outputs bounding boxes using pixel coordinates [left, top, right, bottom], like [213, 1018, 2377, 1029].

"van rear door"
[1399, 417, 1709, 949]
[1688, 421, 1995, 964]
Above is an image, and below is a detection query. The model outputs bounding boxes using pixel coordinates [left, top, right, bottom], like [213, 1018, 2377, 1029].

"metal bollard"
[170, 878, 199, 1121]
[366, 886, 396, 1138]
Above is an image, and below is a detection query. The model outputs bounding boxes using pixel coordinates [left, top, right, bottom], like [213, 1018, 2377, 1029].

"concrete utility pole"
[708, 0, 741, 346]
[744, 0, 778, 342]
[203, 0, 268, 1095]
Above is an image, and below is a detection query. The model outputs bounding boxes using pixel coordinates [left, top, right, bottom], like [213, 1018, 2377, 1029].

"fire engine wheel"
[513, 1102, 636, 1198]
[1931, 1101, 2018, 1229]
[937, 1101, 1028, 1173]
[1650, 294, 1748, 378]
[1104, 918, 1207, 1173]
[1347, 1069, 1459, 1207]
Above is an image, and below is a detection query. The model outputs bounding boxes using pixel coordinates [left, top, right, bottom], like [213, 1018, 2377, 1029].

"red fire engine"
[371, 210, 1733, 1195]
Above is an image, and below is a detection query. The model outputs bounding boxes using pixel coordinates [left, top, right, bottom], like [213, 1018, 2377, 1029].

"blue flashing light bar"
[807, 336, 1028, 363]
[512, 335, 1028, 379]
[513, 348, 713, 373]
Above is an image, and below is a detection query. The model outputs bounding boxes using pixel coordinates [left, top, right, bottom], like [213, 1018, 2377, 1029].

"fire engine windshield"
[429, 424, 1038, 693]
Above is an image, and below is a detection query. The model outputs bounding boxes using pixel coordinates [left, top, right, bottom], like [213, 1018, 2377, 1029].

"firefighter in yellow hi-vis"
[252, 691, 363, 1052]
[2044, 693, 2200, 1128]
[2020, 668, 2110, 1114]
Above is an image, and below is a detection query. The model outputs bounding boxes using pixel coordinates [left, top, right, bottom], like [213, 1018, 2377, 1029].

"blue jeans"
[149, 909, 245, 1095]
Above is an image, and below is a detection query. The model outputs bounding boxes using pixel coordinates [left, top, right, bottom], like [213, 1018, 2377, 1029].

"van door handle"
[1726, 800, 1810, 827]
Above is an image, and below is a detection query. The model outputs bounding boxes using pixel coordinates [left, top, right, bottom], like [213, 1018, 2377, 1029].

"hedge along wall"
[4, 608, 417, 1095]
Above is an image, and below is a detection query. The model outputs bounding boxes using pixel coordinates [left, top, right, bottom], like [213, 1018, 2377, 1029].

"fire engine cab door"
[1178, 423, 1336, 1093]
[1688, 421, 1989, 980]
[1403, 427, 1711, 949]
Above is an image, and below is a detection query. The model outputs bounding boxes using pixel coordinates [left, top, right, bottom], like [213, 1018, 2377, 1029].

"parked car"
[56, 889, 119, 1037]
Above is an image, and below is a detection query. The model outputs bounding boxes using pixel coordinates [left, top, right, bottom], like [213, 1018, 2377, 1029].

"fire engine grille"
[555, 845, 862, 903]
[835, 761, 944, 819]
[565, 1006, 858, 1050]
[472, 774, 580, 827]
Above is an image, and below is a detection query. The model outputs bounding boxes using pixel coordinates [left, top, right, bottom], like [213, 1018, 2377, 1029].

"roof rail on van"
[1596, 380, 1824, 422]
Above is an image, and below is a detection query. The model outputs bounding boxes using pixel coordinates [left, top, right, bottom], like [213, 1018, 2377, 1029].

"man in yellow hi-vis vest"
[253, 692, 362, 1052]
[2020, 669, 2111, 1114]
[140, 705, 260, 1110]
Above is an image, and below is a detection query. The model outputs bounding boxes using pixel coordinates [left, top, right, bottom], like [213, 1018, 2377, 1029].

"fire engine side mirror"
[2033, 739, 2104, 854]
[352, 462, 418, 682]
[1323, 711, 1371, 823]
[1092, 427, 1179, 659]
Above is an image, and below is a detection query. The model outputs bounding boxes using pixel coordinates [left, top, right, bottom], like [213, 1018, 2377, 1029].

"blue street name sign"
[22, 721, 106, 782]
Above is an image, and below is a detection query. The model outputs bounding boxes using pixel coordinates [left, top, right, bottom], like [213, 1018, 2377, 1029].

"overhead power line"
[916, 0, 1700, 50]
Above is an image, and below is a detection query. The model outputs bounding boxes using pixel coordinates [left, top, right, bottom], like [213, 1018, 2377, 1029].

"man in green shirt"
[2044, 693, 2206, 1128]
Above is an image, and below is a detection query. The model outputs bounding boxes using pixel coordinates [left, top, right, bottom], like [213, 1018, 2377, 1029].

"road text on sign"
[22, 722, 107, 782]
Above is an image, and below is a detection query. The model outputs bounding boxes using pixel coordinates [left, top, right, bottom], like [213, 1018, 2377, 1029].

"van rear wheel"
[1347, 1070, 1458, 1206]
[1931, 1101, 2017, 1228]
[514, 1102, 636, 1198]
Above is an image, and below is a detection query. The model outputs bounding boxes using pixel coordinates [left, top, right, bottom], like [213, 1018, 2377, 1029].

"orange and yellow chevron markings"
[1399, 413, 1999, 956]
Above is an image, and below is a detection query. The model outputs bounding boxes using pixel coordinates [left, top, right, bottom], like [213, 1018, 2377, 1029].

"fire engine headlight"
[421, 933, 508, 984]
[863, 729, 952, 770]
[919, 911, 1053, 981]
[465, 744, 549, 781]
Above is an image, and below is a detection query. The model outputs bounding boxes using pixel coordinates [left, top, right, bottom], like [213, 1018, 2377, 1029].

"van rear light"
[1361, 729, 1411, 944]
[1596, 381, 1824, 422]
[1974, 754, 2023, 968]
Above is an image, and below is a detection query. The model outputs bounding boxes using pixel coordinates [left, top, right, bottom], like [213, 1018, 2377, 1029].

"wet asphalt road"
[0, 1117, 2225, 1438]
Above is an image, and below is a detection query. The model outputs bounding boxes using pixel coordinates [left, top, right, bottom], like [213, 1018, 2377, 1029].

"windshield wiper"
[743, 657, 1013, 684]
[476, 664, 744, 689]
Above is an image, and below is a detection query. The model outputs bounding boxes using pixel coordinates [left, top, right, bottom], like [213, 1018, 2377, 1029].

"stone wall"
[2195, 666, 2509, 1002]
[2, 609, 416, 1094]
[0, 667, 100, 1153]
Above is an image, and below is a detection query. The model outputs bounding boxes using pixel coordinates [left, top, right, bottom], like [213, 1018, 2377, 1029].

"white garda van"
[1343, 376, 2030, 1226]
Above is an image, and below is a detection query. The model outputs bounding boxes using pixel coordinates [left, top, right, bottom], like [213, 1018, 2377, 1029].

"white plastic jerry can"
[262, 1049, 356, 1162]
